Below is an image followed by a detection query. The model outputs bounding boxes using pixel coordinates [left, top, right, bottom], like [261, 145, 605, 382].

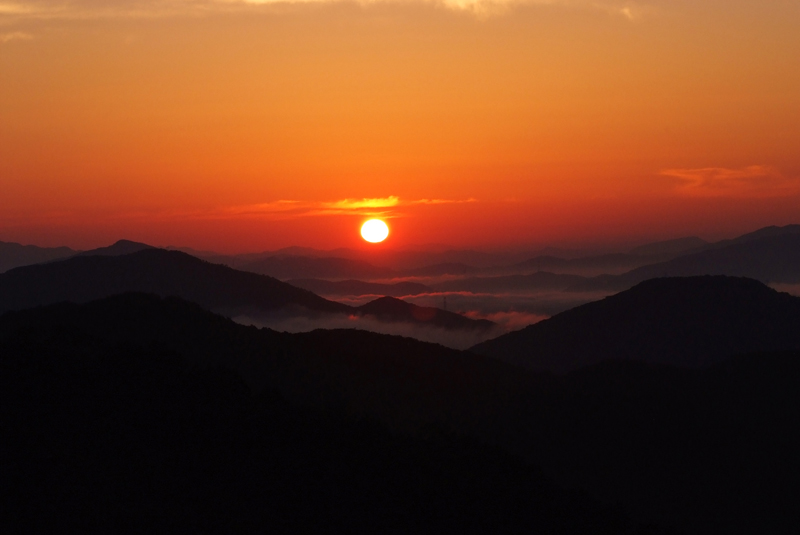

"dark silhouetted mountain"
[628, 236, 707, 256]
[472, 276, 800, 372]
[0, 241, 76, 273]
[76, 239, 155, 256]
[356, 296, 496, 331]
[235, 255, 396, 280]
[2, 293, 798, 533]
[719, 223, 800, 246]
[433, 271, 587, 293]
[0, 299, 640, 535]
[0, 248, 350, 316]
[289, 278, 433, 297]
[568, 231, 800, 292]
[0, 249, 489, 331]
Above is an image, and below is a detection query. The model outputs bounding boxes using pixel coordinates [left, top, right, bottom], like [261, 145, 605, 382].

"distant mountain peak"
[77, 239, 156, 257]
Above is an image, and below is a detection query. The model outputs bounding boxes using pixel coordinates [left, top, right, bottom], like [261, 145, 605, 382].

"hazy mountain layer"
[288, 278, 432, 297]
[0, 248, 491, 332]
[0, 241, 76, 274]
[433, 271, 587, 293]
[471, 276, 800, 372]
[569, 231, 800, 292]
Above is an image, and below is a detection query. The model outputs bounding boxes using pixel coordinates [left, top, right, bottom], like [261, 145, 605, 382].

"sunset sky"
[1, 0, 799, 252]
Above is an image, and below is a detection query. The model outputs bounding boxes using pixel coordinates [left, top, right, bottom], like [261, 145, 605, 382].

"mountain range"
[0, 247, 492, 332]
[0, 241, 76, 273]
[568, 230, 800, 292]
[0, 295, 635, 535]
[3, 289, 798, 533]
[471, 276, 800, 372]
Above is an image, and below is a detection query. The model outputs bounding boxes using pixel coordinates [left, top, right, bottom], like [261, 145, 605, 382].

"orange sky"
[1, 1, 799, 252]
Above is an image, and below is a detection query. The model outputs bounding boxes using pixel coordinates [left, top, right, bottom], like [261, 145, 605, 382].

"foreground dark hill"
[2, 294, 798, 534]
[0, 248, 350, 316]
[472, 276, 800, 372]
[0, 304, 636, 535]
[0, 241, 76, 273]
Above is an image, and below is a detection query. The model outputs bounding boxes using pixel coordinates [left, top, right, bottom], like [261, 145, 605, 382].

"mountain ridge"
[471, 276, 800, 372]
[0, 248, 491, 332]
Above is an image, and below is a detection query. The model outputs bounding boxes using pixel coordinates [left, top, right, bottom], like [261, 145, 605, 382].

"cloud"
[410, 198, 477, 205]
[233, 196, 477, 219]
[661, 165, 800, 198]
[0, 31, 32, 42]
[322, 196, 400, 210]
[148, 196, 478, 222]
[0, 0, 651, 20]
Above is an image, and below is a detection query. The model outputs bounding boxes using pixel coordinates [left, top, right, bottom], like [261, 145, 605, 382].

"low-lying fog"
[233, 288, 611, 350]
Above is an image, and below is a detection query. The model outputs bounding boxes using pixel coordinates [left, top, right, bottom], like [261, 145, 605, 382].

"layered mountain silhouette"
[288, 278, 432, 297]
[628, 235, 708, 256]
[2, 293, 798, 533]
[471, 276, 800, 372]
[512, 253, 668, 276]
[0, 241, 76, 273]
[433, 271, 587, 293]
[0, 248, 491, 331]
[0, 248, 349, 317]
[505, 238, 705, 278]
[569, 228, 800, 291]
[220, 254, 396, 280]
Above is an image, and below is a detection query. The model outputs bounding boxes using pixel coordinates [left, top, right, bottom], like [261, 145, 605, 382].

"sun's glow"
[361, 219, 389, 243]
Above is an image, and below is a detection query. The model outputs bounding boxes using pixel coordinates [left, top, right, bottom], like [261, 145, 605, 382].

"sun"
[361, 219, 389, 243]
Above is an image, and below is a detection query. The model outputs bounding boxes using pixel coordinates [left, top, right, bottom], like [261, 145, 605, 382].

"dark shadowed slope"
[0, 241, 76, 273]
[356, 296, 496, 331]
[2, 294, 799, 534]
[0, 248, 350, 316]
[471, 276, 800, 372]
[0, 293, 526, 429]
[288, 278, 432, 297]
[569, 230, 800, 292]
[0, 298, 638, 535]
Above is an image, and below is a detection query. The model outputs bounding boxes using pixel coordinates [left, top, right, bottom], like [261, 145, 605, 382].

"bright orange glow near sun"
[361, 219, 389, 243]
